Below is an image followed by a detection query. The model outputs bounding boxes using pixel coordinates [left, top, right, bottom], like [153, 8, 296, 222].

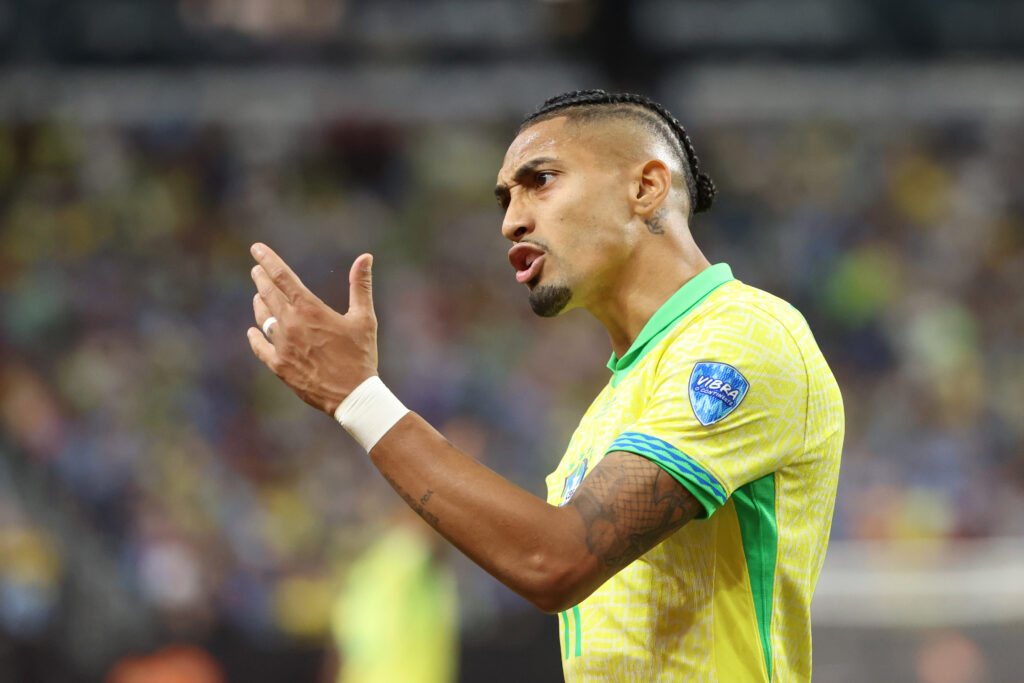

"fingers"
[348, 253, 374, 315]
[251, 264, 289, 315]
[251, 243, 307, 303]
[253, 294, 277, 338]
[246, 327, 278, 369]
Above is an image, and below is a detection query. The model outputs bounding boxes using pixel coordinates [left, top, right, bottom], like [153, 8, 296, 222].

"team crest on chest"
[688, 361, 749, 426]
[559, 458, 588, 506]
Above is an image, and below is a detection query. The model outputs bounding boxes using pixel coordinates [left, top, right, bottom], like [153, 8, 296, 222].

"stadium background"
[1, 1, 1023, 680]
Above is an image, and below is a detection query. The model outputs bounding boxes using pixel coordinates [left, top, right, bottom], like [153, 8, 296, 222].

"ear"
[631, 159, 672, 215]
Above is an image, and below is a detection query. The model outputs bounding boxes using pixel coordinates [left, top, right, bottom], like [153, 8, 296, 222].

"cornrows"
[521, 90, 717, 215]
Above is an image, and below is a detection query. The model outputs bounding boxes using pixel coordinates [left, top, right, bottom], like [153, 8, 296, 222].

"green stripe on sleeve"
[732, 473, 778, 680]
[607, 432, 727, 519]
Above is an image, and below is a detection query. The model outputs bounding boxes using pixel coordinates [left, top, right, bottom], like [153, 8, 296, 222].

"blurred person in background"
[914, 630, 988, 683]
[323, 502, 458, 683]
[105, 644, 224, 683]
[247, 90, 844, 681]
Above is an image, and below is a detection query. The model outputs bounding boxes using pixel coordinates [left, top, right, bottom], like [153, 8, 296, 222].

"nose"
[501, 194, 533, 242]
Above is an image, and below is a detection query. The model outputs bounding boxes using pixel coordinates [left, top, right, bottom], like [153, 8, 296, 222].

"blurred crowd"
[0, 112, 1021, 672]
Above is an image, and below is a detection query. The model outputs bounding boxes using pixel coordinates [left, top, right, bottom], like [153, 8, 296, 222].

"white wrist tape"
[333, 376, 409, 451]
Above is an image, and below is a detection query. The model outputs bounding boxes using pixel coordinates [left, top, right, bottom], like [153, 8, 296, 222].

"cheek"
[560, 216, 627, 281]
[545, 177, 629, 260]
[570, 188, 630, 247]
[587, 176, 630, 219]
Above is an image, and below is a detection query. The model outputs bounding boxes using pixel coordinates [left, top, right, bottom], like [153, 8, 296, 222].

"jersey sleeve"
[607, 305, 808, 518]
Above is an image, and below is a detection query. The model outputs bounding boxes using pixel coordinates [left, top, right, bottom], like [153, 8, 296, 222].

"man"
[247, 90, 844, 681]
[326, 502, 458, 683]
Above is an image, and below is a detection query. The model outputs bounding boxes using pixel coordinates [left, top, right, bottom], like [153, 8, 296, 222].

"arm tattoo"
[382, 471, 440, 528]
[569, 451, 702, 572]
[644, 208, 668, 234]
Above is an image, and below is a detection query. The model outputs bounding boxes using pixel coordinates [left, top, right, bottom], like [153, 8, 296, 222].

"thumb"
[348, 253, 374, 315]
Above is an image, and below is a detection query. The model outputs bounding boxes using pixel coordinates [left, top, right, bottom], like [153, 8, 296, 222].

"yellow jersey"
[545, 263, 844, 681]
[333, 526, 458, 683]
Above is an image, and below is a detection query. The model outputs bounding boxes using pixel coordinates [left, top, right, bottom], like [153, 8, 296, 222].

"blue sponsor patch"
[559, 458, 588, 506]
[688, 362, 749, 426]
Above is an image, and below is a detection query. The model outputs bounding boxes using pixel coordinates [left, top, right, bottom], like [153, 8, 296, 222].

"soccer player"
[247, 90, 844, 681]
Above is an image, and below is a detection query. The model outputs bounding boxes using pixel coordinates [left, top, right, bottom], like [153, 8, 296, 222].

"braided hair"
[520, 90, 716, 216]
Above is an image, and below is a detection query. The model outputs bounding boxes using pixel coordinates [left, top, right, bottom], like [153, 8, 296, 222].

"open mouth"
[508, 243, 546, 285]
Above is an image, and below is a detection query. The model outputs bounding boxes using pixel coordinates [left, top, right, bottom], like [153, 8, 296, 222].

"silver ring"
[262, 316, 278, 336]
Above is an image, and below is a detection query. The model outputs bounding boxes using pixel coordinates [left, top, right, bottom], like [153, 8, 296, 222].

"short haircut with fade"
[520, 90, 717, 217]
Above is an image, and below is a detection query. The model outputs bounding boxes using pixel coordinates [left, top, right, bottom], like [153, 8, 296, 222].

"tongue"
[516, 254, 544, 283]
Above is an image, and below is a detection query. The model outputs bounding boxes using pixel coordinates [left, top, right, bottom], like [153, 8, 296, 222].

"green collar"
[607, 263, 734, 383]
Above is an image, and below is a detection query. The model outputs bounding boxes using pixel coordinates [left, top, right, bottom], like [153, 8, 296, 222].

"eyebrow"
[494, 156, 557, 207]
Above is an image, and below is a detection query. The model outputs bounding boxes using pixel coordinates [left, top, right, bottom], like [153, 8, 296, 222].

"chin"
[528, 284, 572, 317]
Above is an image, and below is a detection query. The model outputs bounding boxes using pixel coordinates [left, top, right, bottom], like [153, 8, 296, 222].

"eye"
[535, 171, 555, 187]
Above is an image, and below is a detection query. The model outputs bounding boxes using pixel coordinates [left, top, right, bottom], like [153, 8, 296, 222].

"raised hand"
[246, 242, 378, 415]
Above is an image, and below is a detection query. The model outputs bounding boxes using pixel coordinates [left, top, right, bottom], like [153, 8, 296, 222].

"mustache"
[519, 238, 551, 253]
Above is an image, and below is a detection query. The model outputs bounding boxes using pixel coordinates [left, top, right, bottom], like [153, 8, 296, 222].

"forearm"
[368, 412, 595, 612]
[244, 246, 699, 611]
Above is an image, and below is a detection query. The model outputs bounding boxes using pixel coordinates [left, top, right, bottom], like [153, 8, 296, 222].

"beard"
[528, 284, 572, 317]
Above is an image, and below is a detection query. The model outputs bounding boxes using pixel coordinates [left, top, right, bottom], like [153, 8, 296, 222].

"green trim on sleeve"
[668, 472, 723, 521]
[606, 432, 727, 519]
[732, 473, 778, 681]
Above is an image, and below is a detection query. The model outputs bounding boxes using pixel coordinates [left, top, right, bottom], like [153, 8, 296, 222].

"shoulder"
[666, 280, 810, 362]
[643, 281, 813, 424]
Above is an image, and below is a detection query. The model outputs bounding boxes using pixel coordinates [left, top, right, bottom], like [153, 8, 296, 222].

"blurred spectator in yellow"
[325, 505, 458, 683]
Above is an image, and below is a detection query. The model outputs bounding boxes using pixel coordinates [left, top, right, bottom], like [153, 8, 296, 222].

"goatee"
[529, 285, 572, 317]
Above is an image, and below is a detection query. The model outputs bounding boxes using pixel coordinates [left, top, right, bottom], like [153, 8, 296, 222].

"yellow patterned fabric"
[545, 264, 844, 682]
